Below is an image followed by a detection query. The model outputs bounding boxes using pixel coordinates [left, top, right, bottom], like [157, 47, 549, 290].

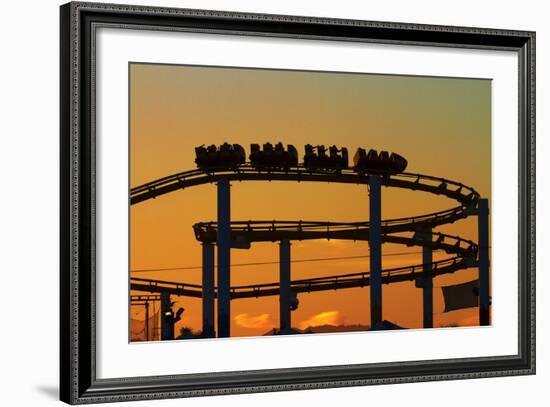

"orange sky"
[129, 63, 491, 339]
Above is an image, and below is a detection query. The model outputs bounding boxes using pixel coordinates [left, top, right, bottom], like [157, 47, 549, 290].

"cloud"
[234, 313, 274, 329]
[299, 311, 345, 329]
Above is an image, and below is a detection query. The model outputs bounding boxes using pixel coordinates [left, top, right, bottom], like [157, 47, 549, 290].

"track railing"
[130, 164, 482, 301]
[130, 254, 476, 300]
[131, 165, 478, 206]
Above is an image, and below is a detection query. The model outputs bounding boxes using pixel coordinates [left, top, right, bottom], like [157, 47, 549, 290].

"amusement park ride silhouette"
[130, 142, 490, 340]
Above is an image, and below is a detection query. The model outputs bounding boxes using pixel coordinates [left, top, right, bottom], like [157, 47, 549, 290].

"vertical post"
[369, 175, 382, 327]
[144, 301, 150, 341]
[279, 239, 291, 334]
[217, 179, 231, 338]
[202, 242, 215, 338]
[160, 291, 174, 340]
[420, 228, 433, 328]
[478, 198, 490, 326]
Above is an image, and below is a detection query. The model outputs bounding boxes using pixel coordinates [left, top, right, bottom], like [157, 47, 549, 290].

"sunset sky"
[129, 63, 491, 339]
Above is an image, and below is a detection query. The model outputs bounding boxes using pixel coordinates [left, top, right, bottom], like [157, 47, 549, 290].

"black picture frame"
[60, 1, 536, 404]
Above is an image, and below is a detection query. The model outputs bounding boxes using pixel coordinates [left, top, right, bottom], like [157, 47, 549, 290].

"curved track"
[131, 226, 478, 299]
[131, 165, 477, 203]
[131, 166, 479, 236]
[130, 165, 481, 299]
[193, 220, 478, 248]
[130, 254, 476, 300]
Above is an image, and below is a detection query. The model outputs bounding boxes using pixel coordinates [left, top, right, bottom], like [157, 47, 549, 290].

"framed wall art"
[60, 1, 535, 404]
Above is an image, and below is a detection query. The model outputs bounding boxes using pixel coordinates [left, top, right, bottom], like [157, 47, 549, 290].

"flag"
[441, 279, 479, 312]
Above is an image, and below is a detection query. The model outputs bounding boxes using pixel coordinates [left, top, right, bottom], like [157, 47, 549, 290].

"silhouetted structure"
[303, 144, 348, 171]
[369, 175, 382, 326]
[279, 239, 292, 334]
[131, 144, 490, 339]
[195, 143, 245, 170]
[249, 142, 298, 169]
[353, 149, 407, 175]
[130, 295, 161, 341]
[160, 291, 184, 340]
[415, 228, 434, 328]
[194, 143, 405, 175]
[369, 320, 404, 331]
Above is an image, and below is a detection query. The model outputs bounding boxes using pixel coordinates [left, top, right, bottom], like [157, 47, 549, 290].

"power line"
[131, 250, 433, 273]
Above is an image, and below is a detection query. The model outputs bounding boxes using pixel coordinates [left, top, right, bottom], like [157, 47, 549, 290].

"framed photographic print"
[60, 1, 535, 404]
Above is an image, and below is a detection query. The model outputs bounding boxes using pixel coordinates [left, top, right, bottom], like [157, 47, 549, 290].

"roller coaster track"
[130, 255, 476, 300]
[131, 166, 478, 234]
[131, 165, 478, 205]
[131, 228, 478, 299]
[193, 220, 478, 245]
[130, 165, 482, 301]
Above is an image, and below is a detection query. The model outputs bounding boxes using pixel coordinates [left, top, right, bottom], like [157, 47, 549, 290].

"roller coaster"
[130, 143, 490, 340]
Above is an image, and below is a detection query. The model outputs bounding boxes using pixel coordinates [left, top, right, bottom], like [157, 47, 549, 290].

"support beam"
[144, 301, 150, 341]
[217, 179, 231, 338]
[279, 239, 291, 334]
[420, 228, 433, 328]
[202, 243, 215, 338]
[477, 198, 490, 326]
[160, 291, 174, 340]
[369, 175, 382, 327]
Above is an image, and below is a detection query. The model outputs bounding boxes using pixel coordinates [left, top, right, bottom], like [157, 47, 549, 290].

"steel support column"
[420, 228, 433, 328]
[477, 198, 490, 326]
[217, 179, 231, 337]
[279, 239, 291, 334]
[144, 301, 150, 341]
[202, 242, 215, 338]
[369, 175, 382, 327]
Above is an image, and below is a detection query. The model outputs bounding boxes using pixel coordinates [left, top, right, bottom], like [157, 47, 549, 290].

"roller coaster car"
[194, 143, 245, 170]
[390, 152, 408, 173]
[249, 142, 298, 169]
[352, 148, 408, 175]
[303, 144, 349, 171]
